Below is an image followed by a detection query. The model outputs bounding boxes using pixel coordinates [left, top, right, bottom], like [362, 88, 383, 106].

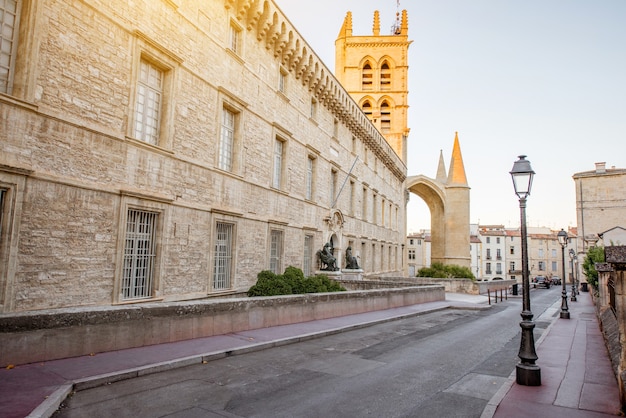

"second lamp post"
[557, 229, 570, 319]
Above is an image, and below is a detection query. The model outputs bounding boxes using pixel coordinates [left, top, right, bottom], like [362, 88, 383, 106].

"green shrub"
[247, 266, 346, 297]
[416, 262, 475, 279]
[583, 246, 604, 289]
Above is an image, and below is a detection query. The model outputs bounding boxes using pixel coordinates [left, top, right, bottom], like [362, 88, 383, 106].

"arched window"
[380, 62, 391, 90]
[361, 62, 373, 90]
[362, 101, 372, 119]
[380, 101, 391, 132]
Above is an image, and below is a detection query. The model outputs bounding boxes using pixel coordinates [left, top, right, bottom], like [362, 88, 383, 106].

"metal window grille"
[306, 157, 313, 200]
[270, 230, 283, 274]
[273, 139, 282, 188]
[213, 222, 233, 290]
[0, 0, 21, 94]
[122, 209, 157, 300]
[134, 60, 163, 145]
[303, 235, 313, 277]
[219, 108, 235, 171]
[229, 23, 240, 54]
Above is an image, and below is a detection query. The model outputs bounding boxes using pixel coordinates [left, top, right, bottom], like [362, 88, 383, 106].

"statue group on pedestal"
[317, 242, 360, 271]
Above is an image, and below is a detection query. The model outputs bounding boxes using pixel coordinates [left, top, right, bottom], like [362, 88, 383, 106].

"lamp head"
[510, 155, 535, 199]
[557, 228, 568, 247]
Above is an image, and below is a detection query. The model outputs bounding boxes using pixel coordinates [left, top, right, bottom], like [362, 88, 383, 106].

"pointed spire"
[436, 149, 447, 182]
[447, 132, 468, 186]
[337, 11, 353, 38]
[400, 9, 409, 35]
[373, 11, 380, 36]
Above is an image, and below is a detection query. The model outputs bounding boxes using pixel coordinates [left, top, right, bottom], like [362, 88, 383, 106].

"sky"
[274, 0, 626, 233]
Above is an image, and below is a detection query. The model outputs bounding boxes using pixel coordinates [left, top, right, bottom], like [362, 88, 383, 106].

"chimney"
[595, 162, 606, 174]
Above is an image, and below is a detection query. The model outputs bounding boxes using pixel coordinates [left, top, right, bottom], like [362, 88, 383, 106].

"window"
[362, 101, 372, 120]
[496, 263, 502, 275]
[408, 249, 415, 260]
[213, 222, 233, 290]
[272, 138, 285, 189]
[310, 98, 317, 119]
[552, 249, 557, 258]
[486, 248, 491, 259]
[134, 59, 163, 145]
[538, 248, 544, 258]
[486, 237, 491, 244]
[306, 156, 314, 200]
[330, 169, 337, 206]
[380, 62, 391, 90]
[380, 101, 391, 133]
[229, 21, 242, 55]
[510, 246, 515, 255]
[372, 193, 377, 224]
[349, 180, 355, 215]
[303, 234, 313, 277]
[278, 68, 287, 93]
[486, 262, 492, 275]
[510, 261, 515, 271]
[122, 209, 158, 300]
[409, 239, 414, 245]
[269, 229, 283, 274]
[362, 62, 373, 89]
[0, 0, 21, 94]
[538, 261, 545, 271]
[496, 248, 501, 260]
[333, 119, 339, 138]
[362, 187, 367, 220]
[496, 237, 501, 244]
[552, 261, 557, 271]
[218, 107, 236, 171]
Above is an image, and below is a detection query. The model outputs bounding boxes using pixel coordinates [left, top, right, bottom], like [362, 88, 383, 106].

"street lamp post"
[510, 155, 541, 386]
[569, 249, 578, 301]
[557, 229, 570, 319]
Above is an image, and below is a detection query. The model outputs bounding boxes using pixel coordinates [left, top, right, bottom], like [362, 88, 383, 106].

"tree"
[582, 246, 604, 289]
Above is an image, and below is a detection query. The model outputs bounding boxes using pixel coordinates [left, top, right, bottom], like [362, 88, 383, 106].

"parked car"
[532, 276, 550, 288]
[551, 276, 561, 285]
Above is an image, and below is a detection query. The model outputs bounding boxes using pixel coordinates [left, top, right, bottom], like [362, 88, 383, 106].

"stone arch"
[406, 174, 470, 268]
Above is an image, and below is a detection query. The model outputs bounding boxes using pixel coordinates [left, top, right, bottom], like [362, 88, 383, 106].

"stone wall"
[0, 285, 444, 367]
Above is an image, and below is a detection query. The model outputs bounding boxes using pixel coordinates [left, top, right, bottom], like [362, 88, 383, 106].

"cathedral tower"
[335, 9, 411, 163]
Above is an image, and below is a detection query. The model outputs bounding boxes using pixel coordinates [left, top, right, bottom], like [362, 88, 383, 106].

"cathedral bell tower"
[335, 8, 411, 163]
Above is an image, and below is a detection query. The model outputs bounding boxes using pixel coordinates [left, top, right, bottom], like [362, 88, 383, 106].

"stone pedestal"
[341, 269, 364, 281]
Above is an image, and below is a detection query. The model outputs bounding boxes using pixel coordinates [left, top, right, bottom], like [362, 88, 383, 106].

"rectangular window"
[270, 230, 283, 274]
[306, 156, 314, 200]
[552, 261, 557, 271]
[0, 0, 21, 94]
[218, 107, 235, 171]
[486, 262, 492, 275]
[278, 68, 286, 93]
[362, 187, 367, 220]
[510, 261, 515, 271]
[122, 209, 157, 300]
[408, 249, 415, 260]
[486, 248, 491, 259]
[134, 59, 163, 145]
[273, 138, 283, 189]
[349, 180, 355, 215]
[552, 249, 557, 258]
[510, 246, 515, 255]
[496, 248, 501, 259]
[496, 237, 501, 244]
[538, 261, 545, 271]
[496, 263, 502, 275]
[333, 119, 339, 138]
[538, 248, 544, 258]
[229, 21, 241, 55]
[213, 222, 233, 290]
[310, 98, 317, 118]
[486, 237, 490, 244]
[303, 234, 313, 277]
[330, 169, 337, 206]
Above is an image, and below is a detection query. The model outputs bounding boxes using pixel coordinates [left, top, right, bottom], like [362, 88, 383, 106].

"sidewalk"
[0, 291, 621, 418]
[485, 290, 622, 417]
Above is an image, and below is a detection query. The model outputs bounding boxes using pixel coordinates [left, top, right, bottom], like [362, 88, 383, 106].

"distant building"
[573, 162, 626, 284]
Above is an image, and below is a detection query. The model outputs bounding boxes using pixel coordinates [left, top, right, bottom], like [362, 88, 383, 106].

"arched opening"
[361, 62, 372, 90]
[380, 61, 391, 90]
[361, 100, 372, 120]
[380, 100, 391, 133]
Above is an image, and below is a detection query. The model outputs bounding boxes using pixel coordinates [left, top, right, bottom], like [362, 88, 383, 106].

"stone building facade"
[0, 0, 407, 312]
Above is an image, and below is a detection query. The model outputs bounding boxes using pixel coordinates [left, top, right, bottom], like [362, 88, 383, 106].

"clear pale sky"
[274, 0, 626, 233]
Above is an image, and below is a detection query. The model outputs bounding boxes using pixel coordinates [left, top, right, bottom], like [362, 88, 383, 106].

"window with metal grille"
[213, 222, 233, 290]
[306, 156, 314, 200]
[122, 209, 157, 300]
[303, 234, 313, 277]
[229, 22, 241, 55]
[0, 0, 21, 94]
[219, 107, 235, 171]
[380, 101, 391, 133]
[273, 138, 283, 189]
[269, 230, 283, 274]
[134, 59, 163, 145]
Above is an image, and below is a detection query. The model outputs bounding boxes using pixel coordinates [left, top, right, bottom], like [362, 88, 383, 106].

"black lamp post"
[569, 249, 578, 301]
[510, 155, 541, 386]
[557, 229, 570, 319]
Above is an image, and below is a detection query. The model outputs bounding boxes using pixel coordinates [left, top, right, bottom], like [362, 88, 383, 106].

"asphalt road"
[55, 287, 561, 418]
